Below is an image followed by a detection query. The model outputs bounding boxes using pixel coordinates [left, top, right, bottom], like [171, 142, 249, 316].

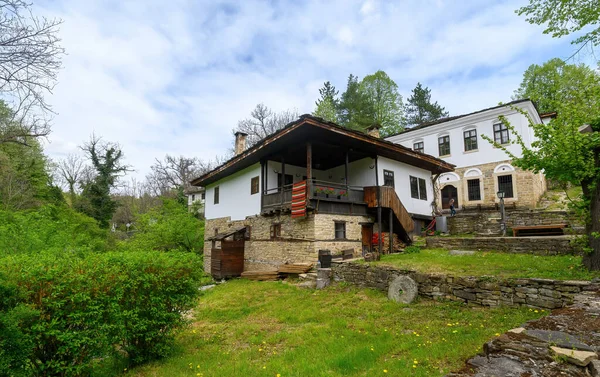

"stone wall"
[331, 262, 599, 309]
[203, 213, 373, 274]
[426, 236, 580, 255]
[447, 209, 584, 236]
[438, 160, 546, 210]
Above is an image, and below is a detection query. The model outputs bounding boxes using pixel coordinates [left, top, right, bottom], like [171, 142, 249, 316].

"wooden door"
[441, 185, 458, 209]
[211, 239, 244, 279]
[361, 224, 373, 256]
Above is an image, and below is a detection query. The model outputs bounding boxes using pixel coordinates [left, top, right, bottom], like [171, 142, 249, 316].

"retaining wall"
[426, 236, 580, 255]
[331, 262, 598, 309]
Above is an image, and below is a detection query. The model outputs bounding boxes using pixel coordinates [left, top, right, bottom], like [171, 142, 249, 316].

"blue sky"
[39, 0, 582, 179]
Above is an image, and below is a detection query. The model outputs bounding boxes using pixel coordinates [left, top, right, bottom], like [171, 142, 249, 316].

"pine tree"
[313, 81, 339, 123]
[405, 82, 449, 127]
[338, 75, 374, 131]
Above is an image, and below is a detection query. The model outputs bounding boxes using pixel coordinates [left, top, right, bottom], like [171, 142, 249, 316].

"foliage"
[129, 280, 544, 377]
[0, 250, 204, 375]
[77, 136, 131, 228]
[338, 74, 375, 131]
[513, 58, 600, 114]
[376, 248, 600, 280]
[405, 82, 449, 127]
[124, 199, 205, 253]
[517, 0, 600, 50]
[313, 81, 339, 123]
[404, 245, 421, 254]
[146, 155, 207, 198]
[360, 70, 406, 137]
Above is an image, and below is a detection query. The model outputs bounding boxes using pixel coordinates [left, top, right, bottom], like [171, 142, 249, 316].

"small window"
[464, 129, 478, 151]
[191, 194, 195, 201]
[270, 223, 281, 239]
[418, 178, 427, 200]
[410, 176, 427, 201]
[438, 135, 450, 156]
[467, 179, 481, 201]
[413, 141, 424, 153]
[497, 175, 514, 198]
[334, 222, 346, 240]
[251, 176, 259, 195]
[383, 170, 395, 188]
[214, 186, 220, 204]
[201, 192, 206, 200]
[493, 123, 510, 145]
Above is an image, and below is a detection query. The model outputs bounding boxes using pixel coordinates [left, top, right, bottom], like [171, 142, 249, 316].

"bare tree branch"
[234, 103, 298, 148]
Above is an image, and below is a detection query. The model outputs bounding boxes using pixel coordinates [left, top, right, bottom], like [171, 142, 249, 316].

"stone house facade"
[191, 115, 454, 276]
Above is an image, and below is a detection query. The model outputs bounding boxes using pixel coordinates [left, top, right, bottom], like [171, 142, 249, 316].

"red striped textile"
[291, 180, 307, 218]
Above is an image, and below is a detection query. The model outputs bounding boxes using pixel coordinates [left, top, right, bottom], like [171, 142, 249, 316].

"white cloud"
[37, 0, 576, 181]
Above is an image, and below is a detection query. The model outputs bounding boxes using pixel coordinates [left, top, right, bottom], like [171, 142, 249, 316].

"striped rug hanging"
[291, 180, 307, 218]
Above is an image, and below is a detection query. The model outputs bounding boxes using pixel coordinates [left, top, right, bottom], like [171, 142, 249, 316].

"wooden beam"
[389, 208, 393, 254]
[281, 155, 285, 205]
[307, 143, 312, 199]
[345, 149, 349, 191]
[375, 156, 382, 253]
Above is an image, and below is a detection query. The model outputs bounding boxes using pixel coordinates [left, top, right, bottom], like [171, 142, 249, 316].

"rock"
[590, 359, 600, 376]
[508, 327, 525, 334]
[387, 275, 418, 304]
[524, 330, 595, 352]
[200, 284, 216, 291]
[467, 355, 532, 376]
[297, 280, 316, 289]
[550, 346, 598, 367]
[449, 250, 476, 256]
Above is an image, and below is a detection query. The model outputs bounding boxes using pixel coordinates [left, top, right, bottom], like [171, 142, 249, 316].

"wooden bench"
[512, 224, 568, 237]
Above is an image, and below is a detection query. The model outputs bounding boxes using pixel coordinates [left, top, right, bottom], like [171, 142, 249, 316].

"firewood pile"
[240, 263, 314, 281]
[278, 263, 313, 274]
[379, 232, 406, 254]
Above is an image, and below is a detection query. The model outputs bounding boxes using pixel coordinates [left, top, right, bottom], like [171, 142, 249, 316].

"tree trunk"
[582, 145, 600, 270]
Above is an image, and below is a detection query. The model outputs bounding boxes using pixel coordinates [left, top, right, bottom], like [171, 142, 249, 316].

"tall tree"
[338, 74, 374, 131]
[405, 82, 449, 127]
[145, 155, 207, 202]
[77, 136, 131, 228]
[54, 154, 87, 206]
[0, 0, 64, 144]
[360, 70, 406, 137]
[513, 58, 600, 114]
[487, 62, 600, 270]
[234, 104, 298, 148]
[517, 0, 600, 55]
[313, 81, 339, 123]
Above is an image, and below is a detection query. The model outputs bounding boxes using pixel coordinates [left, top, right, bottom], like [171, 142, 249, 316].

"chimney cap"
[366, 123, 382, 131]
[234, 131, 248, 137]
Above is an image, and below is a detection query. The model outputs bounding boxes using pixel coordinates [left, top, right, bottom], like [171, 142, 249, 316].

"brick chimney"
[366, 123, 382, 138]
[234, 132, 248, 155]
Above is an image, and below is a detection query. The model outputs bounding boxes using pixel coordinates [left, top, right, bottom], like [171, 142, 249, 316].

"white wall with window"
[386, 101, 542, 169]
[377, 156, 433, 217]
[204, 163, 262, 221]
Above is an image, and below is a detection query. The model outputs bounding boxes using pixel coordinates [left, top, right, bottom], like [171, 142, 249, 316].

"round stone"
[388, 275, 418, 304]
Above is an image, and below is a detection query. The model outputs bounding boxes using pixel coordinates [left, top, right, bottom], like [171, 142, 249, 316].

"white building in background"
[386, 99, 554, 210]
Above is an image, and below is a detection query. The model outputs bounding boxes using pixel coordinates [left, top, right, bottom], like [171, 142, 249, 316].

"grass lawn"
[126, 280, 545, 377]
[374, 248, 600, 280]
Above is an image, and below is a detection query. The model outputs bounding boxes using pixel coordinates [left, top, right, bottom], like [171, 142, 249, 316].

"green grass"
[373, 248, 600, 280]
[124, 280, 545, 377]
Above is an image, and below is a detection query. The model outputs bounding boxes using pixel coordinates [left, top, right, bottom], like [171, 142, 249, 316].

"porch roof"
[191, 115, 455, 187]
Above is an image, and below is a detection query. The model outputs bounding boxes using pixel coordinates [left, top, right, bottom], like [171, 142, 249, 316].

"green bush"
[1, 250, 204, 375]
[123, 199, 204, 253]
[0, 205, 110, 255]
[404, 245, 421, 254]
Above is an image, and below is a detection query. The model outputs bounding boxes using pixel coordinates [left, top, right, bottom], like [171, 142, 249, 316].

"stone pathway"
[447, 291, 600, 376]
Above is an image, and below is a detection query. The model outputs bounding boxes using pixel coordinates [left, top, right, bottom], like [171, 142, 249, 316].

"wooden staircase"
[364, 186, 414, 245]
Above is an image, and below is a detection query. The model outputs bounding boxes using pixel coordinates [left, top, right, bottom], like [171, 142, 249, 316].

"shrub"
[123, 199, 204, 253]
[1, 250, 204, 375]
[404, 245, 421, 254]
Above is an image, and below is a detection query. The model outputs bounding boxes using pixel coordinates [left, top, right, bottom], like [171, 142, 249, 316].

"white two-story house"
[191, 115, 454, 277]
[386, 99, 553, 211]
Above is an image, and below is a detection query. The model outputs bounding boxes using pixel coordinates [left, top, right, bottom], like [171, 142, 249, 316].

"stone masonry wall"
[439, 160, 546, 210]
[426, 236, 580, 255]
[331, 262, 599, 309]
[447, 209, 584, 236]
[204, 213, 372, 274]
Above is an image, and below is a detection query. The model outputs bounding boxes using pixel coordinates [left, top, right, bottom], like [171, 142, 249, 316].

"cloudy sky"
[39, 0, 580, 179]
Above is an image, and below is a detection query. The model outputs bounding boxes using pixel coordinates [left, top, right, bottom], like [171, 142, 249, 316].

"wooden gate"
[211, 239, 245, 279]
[361, 224, 373, 256]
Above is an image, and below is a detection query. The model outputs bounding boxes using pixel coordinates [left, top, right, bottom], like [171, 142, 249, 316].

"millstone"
[388, 275, 418, 304]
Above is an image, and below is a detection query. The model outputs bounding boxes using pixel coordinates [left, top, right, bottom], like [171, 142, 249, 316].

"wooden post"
[375, 156, 382, 254]
[345, 149, 349, 193]
[260, 160, 264, 212]
[307, 143, 312, 199]
[281, 156, 285, 205]
[389, 208, 393, 254]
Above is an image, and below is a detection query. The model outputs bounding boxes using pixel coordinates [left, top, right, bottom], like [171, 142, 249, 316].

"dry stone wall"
[426, 236, 580, 255]
[447, 209, 584, 236]
[331, 262, 599, 309]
